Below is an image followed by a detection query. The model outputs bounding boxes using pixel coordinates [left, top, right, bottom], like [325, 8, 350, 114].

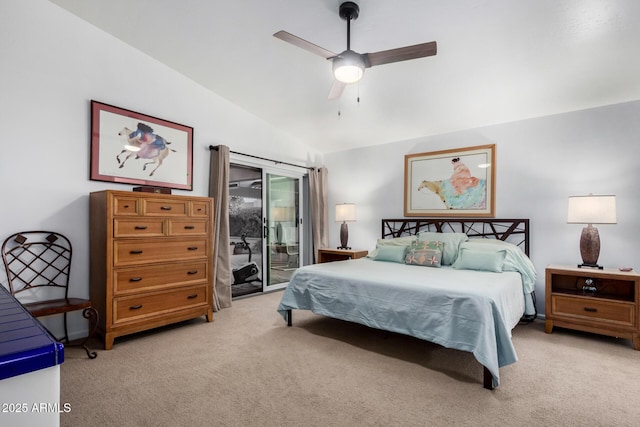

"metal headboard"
[381, 218, 530, 256]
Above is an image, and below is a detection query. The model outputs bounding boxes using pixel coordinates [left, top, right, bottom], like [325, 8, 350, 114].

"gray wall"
[324, 100, 640, 314]
[0, 0, 320, 337]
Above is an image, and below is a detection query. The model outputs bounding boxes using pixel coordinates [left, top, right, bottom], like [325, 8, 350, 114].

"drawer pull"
[130, 250, 144, 254]
[187, 270, 198, 275]
[584, 307, 598, 313]
[129, 304, 143, 310]
[161, 206, 172, 211]
[129, 277, 143, 282]
[184, 225, 195, 230]
[134, 225, 148, 230]
[187, 246, 198, 251]
[187, 294, 198, 299]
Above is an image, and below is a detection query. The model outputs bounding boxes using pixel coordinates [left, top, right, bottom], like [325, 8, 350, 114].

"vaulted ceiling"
[50, 0, 640, 153]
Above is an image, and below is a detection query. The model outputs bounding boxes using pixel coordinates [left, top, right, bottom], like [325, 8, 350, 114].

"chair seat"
[23, 298, 93, 318]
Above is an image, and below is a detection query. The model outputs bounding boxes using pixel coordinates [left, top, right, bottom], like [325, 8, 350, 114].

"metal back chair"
[2, 231, 97, 358]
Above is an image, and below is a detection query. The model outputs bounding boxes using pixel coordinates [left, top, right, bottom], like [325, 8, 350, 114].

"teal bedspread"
[277, 258, 526, 387]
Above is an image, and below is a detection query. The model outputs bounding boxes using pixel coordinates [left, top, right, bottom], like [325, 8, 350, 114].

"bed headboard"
[381, 218, 530, 256]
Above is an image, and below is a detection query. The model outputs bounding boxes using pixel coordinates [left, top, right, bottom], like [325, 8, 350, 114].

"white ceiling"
[50, 0, 640, 154]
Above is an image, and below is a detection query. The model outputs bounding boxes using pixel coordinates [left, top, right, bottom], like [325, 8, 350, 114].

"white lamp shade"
[335, 203, 356, 222]
[333, 51, 365, 84]
[272, 206, 292, 222]
[567, 195, 617, 224]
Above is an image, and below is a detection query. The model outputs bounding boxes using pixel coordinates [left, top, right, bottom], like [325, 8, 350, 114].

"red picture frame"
[90, 100, 194, 191]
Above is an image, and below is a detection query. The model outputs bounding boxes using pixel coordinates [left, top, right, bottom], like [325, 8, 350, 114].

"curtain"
[309, 167, 329, 262]
[209, 145, 232, 310]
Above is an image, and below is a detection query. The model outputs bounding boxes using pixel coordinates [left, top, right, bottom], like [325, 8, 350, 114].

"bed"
[277, 218, 536, 389]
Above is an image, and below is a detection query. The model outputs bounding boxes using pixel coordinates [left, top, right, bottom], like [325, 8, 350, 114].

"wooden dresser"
[89, 190, 214, 350]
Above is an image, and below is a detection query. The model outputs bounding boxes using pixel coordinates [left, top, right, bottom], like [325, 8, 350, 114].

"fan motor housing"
[339, 2, 360, 21]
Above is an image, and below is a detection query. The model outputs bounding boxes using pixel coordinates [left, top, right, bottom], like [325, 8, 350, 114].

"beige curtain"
[209, 145, 232, 310]
[309, 167, 329, 262]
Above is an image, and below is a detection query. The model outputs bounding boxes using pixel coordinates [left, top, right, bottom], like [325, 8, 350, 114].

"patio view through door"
[228, 163, 302, 298]
[266, 172, 301, 289]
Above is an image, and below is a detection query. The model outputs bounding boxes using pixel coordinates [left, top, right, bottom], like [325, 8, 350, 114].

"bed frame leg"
[483, 366, 494, 390]
[287, 309, 292, 327]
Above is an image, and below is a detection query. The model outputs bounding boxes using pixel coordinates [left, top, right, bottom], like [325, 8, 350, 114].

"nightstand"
[317, 248, 368, 263]
[545, 265, 640, 350]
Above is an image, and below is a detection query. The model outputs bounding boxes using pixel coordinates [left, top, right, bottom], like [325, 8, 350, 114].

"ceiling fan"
[274, 1, 437, 100]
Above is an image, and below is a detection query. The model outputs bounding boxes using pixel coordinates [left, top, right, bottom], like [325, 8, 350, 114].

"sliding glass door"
[265, 172, 301, 290]
[228, 162, 303, 298]
[229, 164, 264, 298]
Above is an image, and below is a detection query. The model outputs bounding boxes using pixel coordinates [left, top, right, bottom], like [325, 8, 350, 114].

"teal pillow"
[452, 248, 506, 272]
[367, 235, 417, 258]
[404, 240, 443, 268]
[373, 245, 409, 263]
[417, 232, 468, 265]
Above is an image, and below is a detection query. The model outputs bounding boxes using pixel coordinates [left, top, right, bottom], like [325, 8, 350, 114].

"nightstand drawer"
[551, 295, 634, 327]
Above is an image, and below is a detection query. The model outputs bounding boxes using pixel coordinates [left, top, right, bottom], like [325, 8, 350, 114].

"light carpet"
[61, 290, 640, 426]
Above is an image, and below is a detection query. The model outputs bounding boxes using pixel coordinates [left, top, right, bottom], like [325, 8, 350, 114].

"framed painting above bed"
[404, 144, 495, 217]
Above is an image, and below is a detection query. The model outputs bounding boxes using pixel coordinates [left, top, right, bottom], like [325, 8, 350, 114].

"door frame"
[229, 154, 306, 292]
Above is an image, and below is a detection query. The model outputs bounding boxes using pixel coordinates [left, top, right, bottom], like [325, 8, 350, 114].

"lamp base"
[339, 222, 350, 250]
[577, 263, 603, 270]
[579, 225, 601, 269]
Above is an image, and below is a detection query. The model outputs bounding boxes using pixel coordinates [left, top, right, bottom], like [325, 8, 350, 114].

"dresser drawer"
[191, 201, 210, 217]
[114, 218, 165, 237]
[114, 238, 208, 266]
[143, 199, 188, 216]
[113, 196, 140, 216]
[114, 261, 209, 294]
[551, 295, 635, 327]
[168, 219, 209, 236]
[113, 285, 208, 324]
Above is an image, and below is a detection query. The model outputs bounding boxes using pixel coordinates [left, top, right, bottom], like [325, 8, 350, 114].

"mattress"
[277, 258, 526, 387]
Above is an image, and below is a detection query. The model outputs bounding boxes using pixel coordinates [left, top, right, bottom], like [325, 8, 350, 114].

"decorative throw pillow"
[452, 248, 506, 272]
[404, 240, 443, 267]
[416, 232, 468, 265]
[373, 245, 409, 263]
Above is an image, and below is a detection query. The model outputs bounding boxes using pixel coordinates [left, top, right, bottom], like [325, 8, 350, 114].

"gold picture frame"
[404, 144, 496, 217]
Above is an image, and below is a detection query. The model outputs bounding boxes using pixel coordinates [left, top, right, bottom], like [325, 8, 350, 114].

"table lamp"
[567, 194, 616, 269]
[272, 206, 291, 244]
[335, 203, 356, 250]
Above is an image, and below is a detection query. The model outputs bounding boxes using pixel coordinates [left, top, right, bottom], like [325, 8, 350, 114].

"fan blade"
[273, 30, 337, 59]
[328, 80, 346, 100]
[364, 41, 437, 68]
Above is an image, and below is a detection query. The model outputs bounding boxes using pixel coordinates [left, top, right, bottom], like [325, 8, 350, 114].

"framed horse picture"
[90, 100, 194, 191]
[404, 144, 496, 217]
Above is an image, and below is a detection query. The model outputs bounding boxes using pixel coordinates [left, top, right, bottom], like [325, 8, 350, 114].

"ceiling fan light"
[333, 51, 365, 84]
